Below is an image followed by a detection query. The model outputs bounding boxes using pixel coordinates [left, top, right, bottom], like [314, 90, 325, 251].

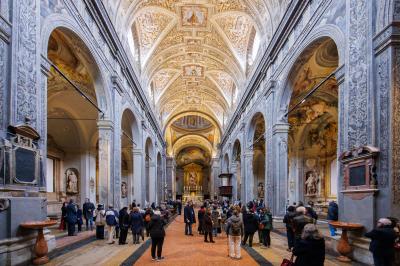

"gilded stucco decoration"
[104, 0, 289, 156]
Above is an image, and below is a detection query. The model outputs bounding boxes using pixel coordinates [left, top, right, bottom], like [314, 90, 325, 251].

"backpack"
[231, 220, 241, 236]
[106, 210, 116, 226]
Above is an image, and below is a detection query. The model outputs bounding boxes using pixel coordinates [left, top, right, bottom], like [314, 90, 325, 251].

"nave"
[45, 212, 363, 266]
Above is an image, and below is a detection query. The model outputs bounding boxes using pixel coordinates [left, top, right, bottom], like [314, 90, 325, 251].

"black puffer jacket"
[148, 214, 167, 238]
[243, 212, 258, 234]
[293, 238, 325, 266]
[365, 227, 397, 258]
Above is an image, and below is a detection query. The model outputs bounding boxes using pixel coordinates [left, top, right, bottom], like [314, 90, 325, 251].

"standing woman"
[148, 210, 167, 261]
[225, 209, 243, 259]
[94, 204, 106, 239]
[365, 218, 397, 266]
[292, 224, 325, 266]
[130, 207, 144, 244]
[59, 202, 67, 231]
[118, 207, 130, 245]
[203, 208, 214, 243]
[260, 207, 273, 248]
[197, 206, 205, 235]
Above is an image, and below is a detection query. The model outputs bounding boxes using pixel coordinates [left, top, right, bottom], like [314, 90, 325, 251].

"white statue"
[189, 172, 197, 187]
[66, 168, 78, 194]
[121, 182, 127, 198]
[305, 171, 319, 195]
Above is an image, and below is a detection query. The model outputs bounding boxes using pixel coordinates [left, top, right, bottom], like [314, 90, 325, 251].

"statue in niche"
[189, 172, 197, 187]
[305, 171, 319, 196]
[66, 168, 79, 194]
[121, 182, 127, 198]
[257, 182, 265, 199]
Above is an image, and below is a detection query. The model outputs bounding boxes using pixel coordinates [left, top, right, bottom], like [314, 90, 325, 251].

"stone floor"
[44, 215, 366, 266]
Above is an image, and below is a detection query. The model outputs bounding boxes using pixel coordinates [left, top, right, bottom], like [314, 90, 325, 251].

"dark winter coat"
[66, 203, 77, 224]
[327, 202, 338, 221]
[243, 212, 259, 234]
[184, 205, 196, 224]
[77, 209, 83, 225]
[293, 238, 325, 266]
[211, 209, 220, 229]
[283, 211, 296, 230]
[130, 212, 144, 234]
[260, 212, 273, 231]
[83, 202, 95, 219]
[148, 214, 167, 238]
[119, 208, 130, 229]
[293, 215, 315, 238]
[198, 209, 205, 231]
[203, 213, 213, 233]
[365, 227, 397, 259]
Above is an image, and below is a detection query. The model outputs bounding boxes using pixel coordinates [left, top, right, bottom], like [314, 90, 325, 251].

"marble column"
[97, 120, 113, 207]
[133, 149, 143, 205]
[272, 123, 289, 216]
[230, 162, 238, 202]
[264, 81, 275, 209]
[210, 158, 220, 199]
[243, 151, 254, 203]
[148, 161, 156, 204]
[166, 156, 175, 200]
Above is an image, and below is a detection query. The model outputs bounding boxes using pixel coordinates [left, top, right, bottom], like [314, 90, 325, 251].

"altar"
[182, 163, 204, 204]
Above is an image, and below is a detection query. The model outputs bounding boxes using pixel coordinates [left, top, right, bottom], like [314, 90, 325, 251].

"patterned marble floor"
[44, 216, 365, 266]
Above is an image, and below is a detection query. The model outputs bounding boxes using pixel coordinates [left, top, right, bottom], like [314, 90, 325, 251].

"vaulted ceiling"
[103, 0, 290, 157]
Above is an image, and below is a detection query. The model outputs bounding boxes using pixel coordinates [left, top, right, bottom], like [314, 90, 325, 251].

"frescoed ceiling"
[103, 0, 290, 156]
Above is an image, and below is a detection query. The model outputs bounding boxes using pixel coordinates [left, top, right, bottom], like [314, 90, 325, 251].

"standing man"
[66, 199, 78, 236]
[327, 201, 338, 236]
[105, 205, 119, 244]
[83, 198, 95, 231]
[184, 201, 196, 235]
[177, 200, 182, 215]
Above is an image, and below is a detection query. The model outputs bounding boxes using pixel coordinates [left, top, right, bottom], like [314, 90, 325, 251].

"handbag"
[258, 223, 265, 230]
[280, 254, 294, 266]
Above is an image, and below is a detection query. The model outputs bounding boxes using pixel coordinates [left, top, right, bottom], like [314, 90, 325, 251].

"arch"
[45, 25, 108, 208]
[232, 139, 242, 200]
[145, 137, 155, 204]
[232, 139, 242, 161]
[247, 112, 266, 146]
[246, 112, 266, 200]
[121, 108, 141, 148]
[282, 36, 340, 205]
[276, 26, 345, 120]
[163, 110, 222, 135]
[41, 14, 112, 119]
[223, 153, 230, 173]
[172, 135, 214, 157]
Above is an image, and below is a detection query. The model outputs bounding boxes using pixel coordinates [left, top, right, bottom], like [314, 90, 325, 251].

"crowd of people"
[58, 198, 175, 261]
[181, 199, 400, 266]
[58, 197, 400, 265]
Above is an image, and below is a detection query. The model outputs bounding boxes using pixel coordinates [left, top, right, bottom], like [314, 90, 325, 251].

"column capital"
[273, 123, 290, 135]
[97, 120, 114, 130]
[132, 149, 143, 156]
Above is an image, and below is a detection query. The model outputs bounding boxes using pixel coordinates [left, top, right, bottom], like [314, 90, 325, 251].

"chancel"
[0, 1, 399, 265]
